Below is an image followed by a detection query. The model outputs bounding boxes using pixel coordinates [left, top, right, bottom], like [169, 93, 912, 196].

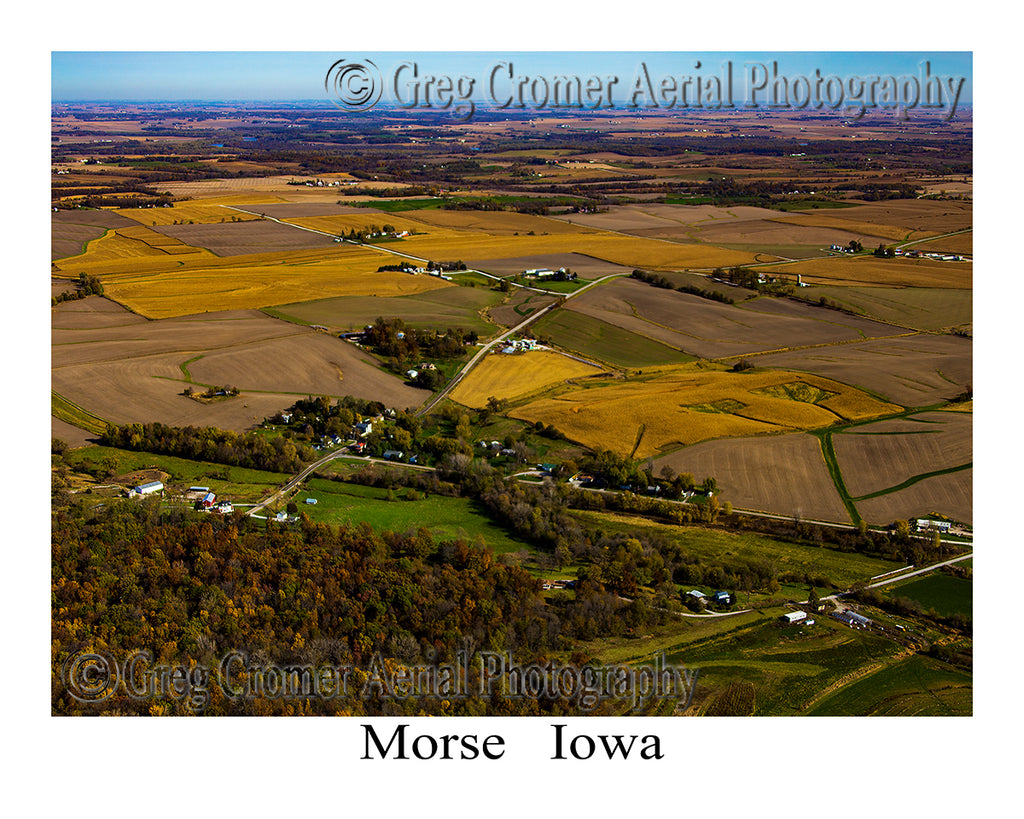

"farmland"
[50, 96, 972, 720]
[511, 364, 900, 459]
[531, 310, 686, 368]
[881, 572, 973, 618]
[790, 285, 972, 331]
[266, 286, 502, 335]
[54, 243, 450, 319]
[450, 351, 606, 408]
[654, 432, 850, 522]
[751, 334, 972, 407]
[563, 277, 903, 359]
[52, 298, 430, 432]
[758, 255, 972, 289]
[833, 411, 972, 498]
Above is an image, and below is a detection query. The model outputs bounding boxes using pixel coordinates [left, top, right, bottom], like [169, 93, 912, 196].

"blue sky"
[52, 51, 972, 104]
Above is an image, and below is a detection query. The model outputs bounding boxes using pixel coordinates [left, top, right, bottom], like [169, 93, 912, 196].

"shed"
[781, 611, 807, 624]
[305, 498, 318, 505]
[135, 481, 164, 494]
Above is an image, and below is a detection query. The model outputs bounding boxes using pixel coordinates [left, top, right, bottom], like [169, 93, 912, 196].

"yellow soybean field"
[511, 364, 901, 458]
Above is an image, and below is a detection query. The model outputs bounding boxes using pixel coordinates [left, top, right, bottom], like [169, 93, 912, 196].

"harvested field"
[511, 364, 899, 459]
[281, 212, 444, 238]
[267, 286, 501, 335]
[816, 200, 972, 235]
[835, 411, 972, 498]
[792, 286, 972, 332]
[51, 296, 148, 329]
[53, 209, 137, 231]
[395, 231, 760, 271]
[400, 209, 591, 235]
[653, 432, 850, 522]
[248, 203, 376, 218]
[467, 253, 633, 279]
[115, 203, 262, 226]
[55, 243, 450, 319]
[752, 334, 972, 407]
[767, 213, 924, 242]
[546, 203, 783, 232]
[54, 224, 212, 267]
[52, 306, 430, 434]
[688, 218, 880, 250]
[759, 255, 972, 289]
[52, 417, 100, 449]
[52, 222, 107, 261]
[855, 468, 972, 525]
[566, 278, 899, 359]
[451, 351, 605, 408]
[909, 231, 973, 256]
[488, 290, 558, 328]
[531, 310, 686, 368]
[151, 219, 343, 256]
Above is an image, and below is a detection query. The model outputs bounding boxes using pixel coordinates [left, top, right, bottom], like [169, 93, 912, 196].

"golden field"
[450, 351, 605, 408]
[54, 244, 452, 319]
[760, 255, 972, 289]
[510, 364, 901, 459]
[396, 231, 760, 271]
[116, 202, 263, 226]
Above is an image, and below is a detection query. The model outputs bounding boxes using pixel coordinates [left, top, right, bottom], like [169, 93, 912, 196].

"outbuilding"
[134, 481, 164, 495]
[781, 611, 807, 624]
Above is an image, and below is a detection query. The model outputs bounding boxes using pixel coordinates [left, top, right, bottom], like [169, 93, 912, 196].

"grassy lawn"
[884, 572, 973, 618]
[294, 477, 541, 556]
[569, 509, 901, 589]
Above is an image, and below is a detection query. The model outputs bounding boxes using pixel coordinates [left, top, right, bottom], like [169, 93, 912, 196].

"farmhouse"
[687, 590, 706, 601]
[354, 421, 373, 437]
[712, 591, 734, 606]
[781, 611, 807, 624]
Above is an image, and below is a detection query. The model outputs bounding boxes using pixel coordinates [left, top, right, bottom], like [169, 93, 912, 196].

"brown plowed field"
[752, 334, 972, 407]
[820, 200, 972, 234]
[565, 278, 899, 359]
[856, 469, 973, 525]
[52, 417, 101, 449]
[52, 305, 430, 433]
[835, 411, 972, 498]
[653, 432, 850, 523]
[51, 296, 149, 330]
[152, 220, 342, 256]
[759, 255, 972, 289]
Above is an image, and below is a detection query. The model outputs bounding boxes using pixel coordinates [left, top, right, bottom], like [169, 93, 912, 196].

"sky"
[52, 51, 972, 106]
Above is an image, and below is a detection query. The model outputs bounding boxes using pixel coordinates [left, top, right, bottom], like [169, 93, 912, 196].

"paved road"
[415, 271, 629, 417]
